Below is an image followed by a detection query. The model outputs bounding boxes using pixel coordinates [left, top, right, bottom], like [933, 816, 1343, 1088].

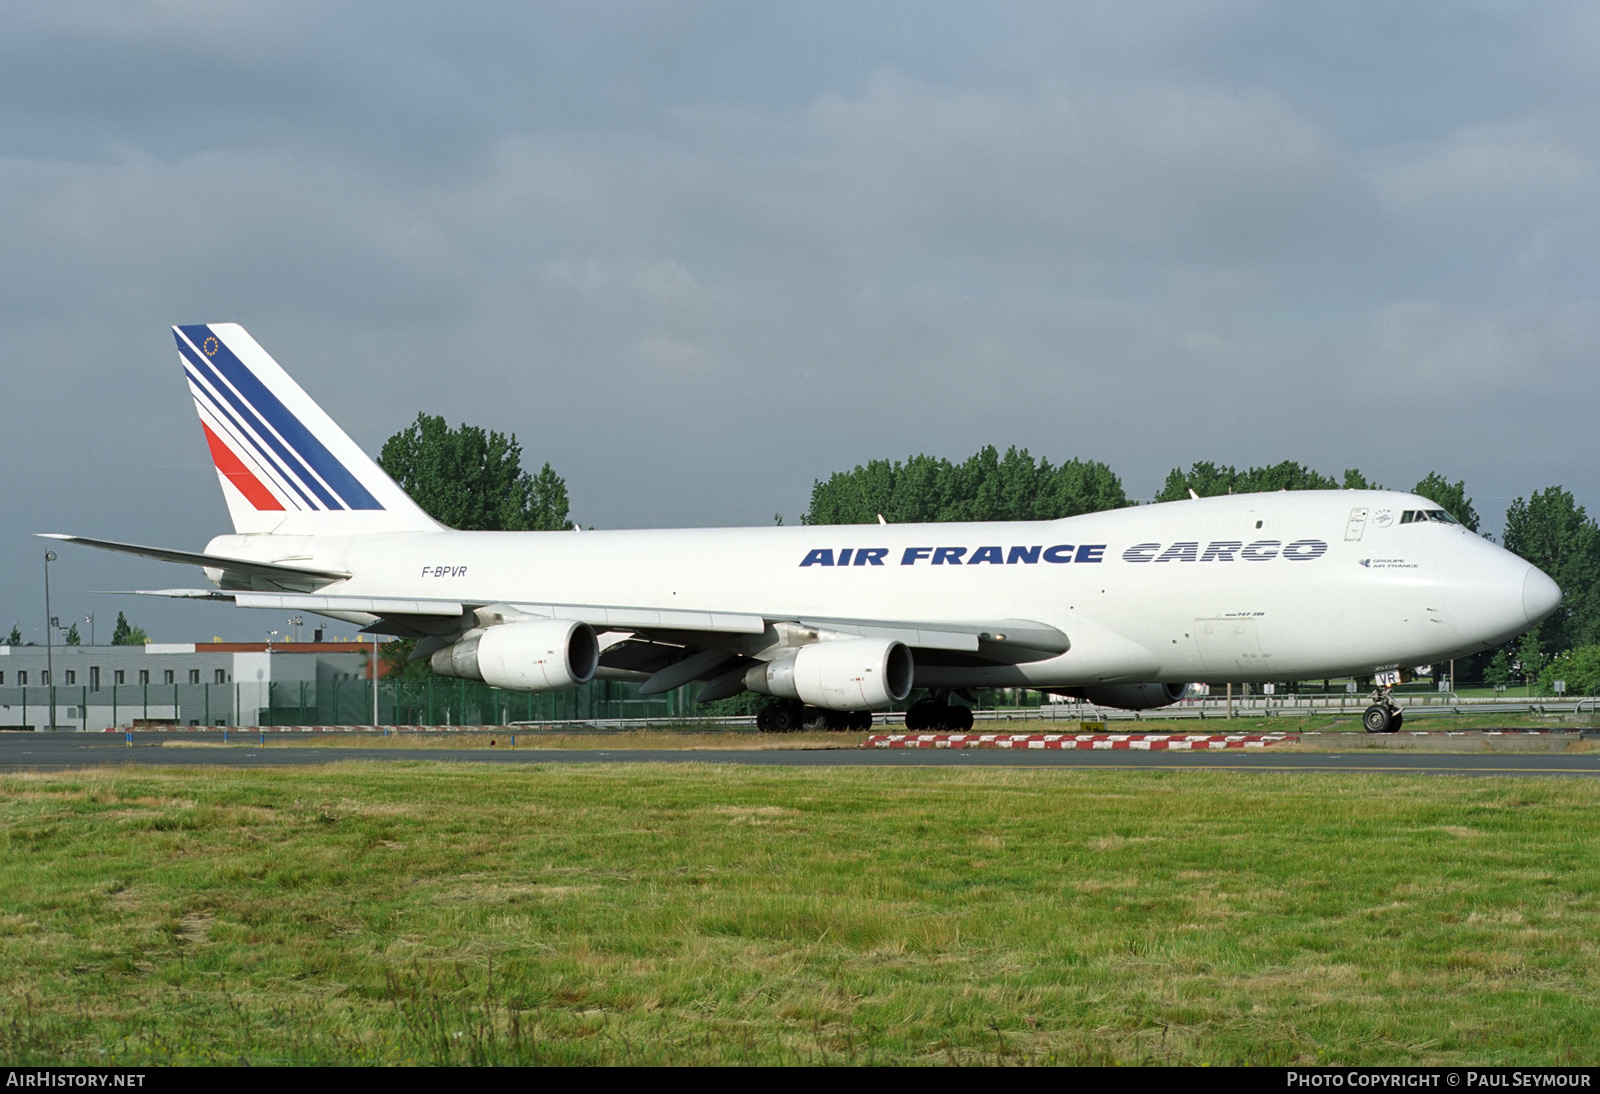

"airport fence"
[0, 677, 691, 731]
[3, 679, 1594, 732]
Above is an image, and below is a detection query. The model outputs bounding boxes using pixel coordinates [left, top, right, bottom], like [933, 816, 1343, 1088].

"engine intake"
[430, 619, 599, 692]
[745, 637, 915, 710]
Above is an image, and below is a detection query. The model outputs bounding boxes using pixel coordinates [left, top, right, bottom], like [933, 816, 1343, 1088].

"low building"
[0, 641, 383, 730]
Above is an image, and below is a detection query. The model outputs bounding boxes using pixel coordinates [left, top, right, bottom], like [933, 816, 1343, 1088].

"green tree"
[1412, 472, 1481, 533]
[1534, 644, 1600, 697]
[110, 611, 148, 646]
[64, 624, 80, 646]
[378, 413, 573, 531]
[380, 637, 434, 681]
[1517, 629, 1546, 693]
[1483, 649, 1513, 689]
[804, 446, 1128, 525]
[1154, 461, 1360, 502]
[4, 624, 20, 646]
[1502, 487, 1600, 654]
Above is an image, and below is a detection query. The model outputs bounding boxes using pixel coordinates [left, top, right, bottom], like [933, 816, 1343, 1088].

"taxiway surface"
[3, 733, 1598, 777]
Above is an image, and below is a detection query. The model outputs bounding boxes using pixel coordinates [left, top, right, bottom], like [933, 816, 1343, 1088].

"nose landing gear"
[1362, 693, 1405, 733]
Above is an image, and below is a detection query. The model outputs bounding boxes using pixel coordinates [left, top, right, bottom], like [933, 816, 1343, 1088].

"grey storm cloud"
[3, 1, 1598, 641]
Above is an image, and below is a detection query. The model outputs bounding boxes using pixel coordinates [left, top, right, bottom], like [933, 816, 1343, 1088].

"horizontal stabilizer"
[40, 534, 349, 582]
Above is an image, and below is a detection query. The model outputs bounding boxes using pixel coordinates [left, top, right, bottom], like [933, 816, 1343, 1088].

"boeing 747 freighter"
[45, 324, 1562, 733]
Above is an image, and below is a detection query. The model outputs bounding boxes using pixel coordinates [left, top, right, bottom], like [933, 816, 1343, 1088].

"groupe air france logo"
[798, 539, 1330, 567]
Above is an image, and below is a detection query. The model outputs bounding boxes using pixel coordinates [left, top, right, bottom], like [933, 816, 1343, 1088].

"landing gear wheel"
[800, 707, 830, 732]
[1363, 704, 1399, 734]
[905, 699, 938, 731]
[904, 699, 974, 731]
[822, 709, 869, 732]
[758, 700, 803, 732]
[1391, 710, 1404, 732]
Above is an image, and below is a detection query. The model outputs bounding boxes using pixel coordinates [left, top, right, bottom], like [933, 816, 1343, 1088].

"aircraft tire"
[820, 709, 858, 731]
[759, 701, 803, 732]
[800, 707, 830, 732]
[1363, 704, 1396, 733]
[905, 699, 938, 731]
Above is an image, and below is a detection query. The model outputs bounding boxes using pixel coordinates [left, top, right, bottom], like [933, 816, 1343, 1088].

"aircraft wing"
[118, 587, 1067, 666]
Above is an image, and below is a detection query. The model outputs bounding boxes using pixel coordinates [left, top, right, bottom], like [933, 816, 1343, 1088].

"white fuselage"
[205, 490, 1557, 688]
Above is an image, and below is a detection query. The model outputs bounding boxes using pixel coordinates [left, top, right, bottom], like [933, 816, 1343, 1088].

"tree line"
[3, 612, 144, 649]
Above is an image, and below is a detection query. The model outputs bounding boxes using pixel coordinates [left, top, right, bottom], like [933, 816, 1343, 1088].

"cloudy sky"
[4, 1, 1598, 643]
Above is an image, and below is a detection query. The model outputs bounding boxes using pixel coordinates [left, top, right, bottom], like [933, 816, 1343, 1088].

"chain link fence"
[0, 676, 693, 730]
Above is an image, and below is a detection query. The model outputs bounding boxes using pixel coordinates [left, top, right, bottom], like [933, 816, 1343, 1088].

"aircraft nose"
[1522, 567, 1562, 625]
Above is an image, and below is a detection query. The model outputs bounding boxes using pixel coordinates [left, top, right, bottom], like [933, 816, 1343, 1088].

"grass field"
[2, 762, 1597, 1065]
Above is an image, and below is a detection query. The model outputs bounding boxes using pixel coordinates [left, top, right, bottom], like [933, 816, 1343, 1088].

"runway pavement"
[3, 732, 1599, 776]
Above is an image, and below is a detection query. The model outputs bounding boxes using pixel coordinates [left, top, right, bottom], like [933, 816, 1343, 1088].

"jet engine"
[1074, 682, 1191, 710]
[430, 619, 599, 691]
[744, 637, 915, 710]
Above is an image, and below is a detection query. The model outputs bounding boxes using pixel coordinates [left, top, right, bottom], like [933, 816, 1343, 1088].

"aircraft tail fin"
[173, 324, 441, 536]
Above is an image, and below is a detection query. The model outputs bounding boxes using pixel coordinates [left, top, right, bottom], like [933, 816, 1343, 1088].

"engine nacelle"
[430, 619, 599, 692]
[1075, 683, 1191, 711]
[744, 638, 915, 710]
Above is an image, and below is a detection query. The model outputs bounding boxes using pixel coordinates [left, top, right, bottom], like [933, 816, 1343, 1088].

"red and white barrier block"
[864, 732, 1295, 750]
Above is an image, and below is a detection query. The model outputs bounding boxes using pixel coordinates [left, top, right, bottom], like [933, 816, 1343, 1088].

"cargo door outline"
[1194, 618, 1266, 674]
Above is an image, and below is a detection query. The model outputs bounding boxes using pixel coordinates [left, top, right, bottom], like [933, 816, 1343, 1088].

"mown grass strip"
[1, 764, 1596, 1065]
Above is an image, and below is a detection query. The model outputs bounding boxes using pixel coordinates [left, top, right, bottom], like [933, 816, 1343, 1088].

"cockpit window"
[1399, 509, 1459, 525]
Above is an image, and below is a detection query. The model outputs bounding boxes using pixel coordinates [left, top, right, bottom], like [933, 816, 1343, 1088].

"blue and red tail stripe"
[200, 422, 284, 511]
[185, 361, 320, 510]
[175, 325, 382, 512]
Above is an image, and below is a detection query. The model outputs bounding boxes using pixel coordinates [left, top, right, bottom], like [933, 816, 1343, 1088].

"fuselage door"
[1345, 507, 1368, 541]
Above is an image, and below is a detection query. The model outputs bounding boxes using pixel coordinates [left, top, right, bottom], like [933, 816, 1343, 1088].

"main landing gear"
[903, 695, 975, 732]
[756, 699, 873, 733]
[1362, 693, 1405, 734]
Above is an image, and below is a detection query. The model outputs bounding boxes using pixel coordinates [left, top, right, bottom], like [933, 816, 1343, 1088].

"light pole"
[43, 550, 56, 731]
[85, 613, 95, 647]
